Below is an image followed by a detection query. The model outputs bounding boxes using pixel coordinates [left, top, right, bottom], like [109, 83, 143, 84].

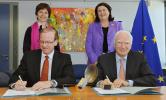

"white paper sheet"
[2, 87, 70, 97]
[93, 87, 129, 95]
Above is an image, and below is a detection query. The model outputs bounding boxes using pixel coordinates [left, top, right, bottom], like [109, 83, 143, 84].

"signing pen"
[106, 75, 111, 83]
[18, 75, 24, 85]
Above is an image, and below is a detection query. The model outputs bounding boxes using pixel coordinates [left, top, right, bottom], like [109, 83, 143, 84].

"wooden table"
[0, 86, 166, 100]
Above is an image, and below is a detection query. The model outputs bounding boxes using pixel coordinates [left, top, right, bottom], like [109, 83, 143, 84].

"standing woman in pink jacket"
[23, 3, 60, 53]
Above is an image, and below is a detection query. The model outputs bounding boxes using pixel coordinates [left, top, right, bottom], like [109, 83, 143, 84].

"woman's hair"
[94, 2, 114, 22]
[35, 3, 51, 17]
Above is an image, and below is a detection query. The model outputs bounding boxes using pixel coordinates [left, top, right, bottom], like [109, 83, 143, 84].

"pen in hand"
[101, 75, 112, 89]
[106, 75, 112, 84]
[18, 75, 26, 87]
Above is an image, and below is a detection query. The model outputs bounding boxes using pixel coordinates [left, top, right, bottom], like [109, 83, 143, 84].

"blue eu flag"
[131, 0, 165, 86]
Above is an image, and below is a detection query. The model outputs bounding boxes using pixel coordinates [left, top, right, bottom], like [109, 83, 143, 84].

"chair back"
[73, 64, 87, 83]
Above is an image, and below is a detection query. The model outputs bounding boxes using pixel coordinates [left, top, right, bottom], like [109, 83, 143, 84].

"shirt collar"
[116, 53, 127, 62]
[41, 50, 54, 60]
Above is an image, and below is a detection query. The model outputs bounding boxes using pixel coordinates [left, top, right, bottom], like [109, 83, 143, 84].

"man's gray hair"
[114, 30, 133, 45]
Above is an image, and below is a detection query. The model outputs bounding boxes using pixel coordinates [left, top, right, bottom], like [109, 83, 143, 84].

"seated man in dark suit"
[9, 27, 75, 91]
[96, 30, 156, 88]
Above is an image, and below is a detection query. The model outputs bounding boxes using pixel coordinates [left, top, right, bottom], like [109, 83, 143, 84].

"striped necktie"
[119, 58, 125, 80]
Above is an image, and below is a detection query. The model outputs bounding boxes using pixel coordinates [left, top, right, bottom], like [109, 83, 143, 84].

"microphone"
[77, 64, 98, 89]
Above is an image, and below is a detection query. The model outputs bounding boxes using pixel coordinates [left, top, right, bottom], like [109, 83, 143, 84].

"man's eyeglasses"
[40, 41, 55, 45]
[116, 41, 130, 46]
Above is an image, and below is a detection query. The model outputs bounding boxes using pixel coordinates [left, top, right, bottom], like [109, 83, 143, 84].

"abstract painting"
[50, 8, 95, 52]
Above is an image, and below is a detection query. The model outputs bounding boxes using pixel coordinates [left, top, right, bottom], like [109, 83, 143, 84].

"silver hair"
[114, 30, 133, 45]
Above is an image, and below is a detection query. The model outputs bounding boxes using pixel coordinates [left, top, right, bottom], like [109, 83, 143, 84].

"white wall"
[1, 0, 165, 67]
[148, 1, 165, 68]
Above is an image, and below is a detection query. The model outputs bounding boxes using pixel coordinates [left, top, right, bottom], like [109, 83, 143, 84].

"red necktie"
[40, 56, 49, 81]
[119, 58, 125, 80]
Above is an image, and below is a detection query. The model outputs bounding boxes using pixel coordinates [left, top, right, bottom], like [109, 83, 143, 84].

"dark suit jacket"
[97, 51, 156, 86]
[9, 49, 75, 87]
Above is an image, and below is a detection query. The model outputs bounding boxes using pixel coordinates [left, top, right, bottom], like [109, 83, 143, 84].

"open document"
[2, 87, 70, 97]
[93, 86, 161, 95]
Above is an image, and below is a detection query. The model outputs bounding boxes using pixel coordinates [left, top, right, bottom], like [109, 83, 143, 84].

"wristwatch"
[50, 80, 57, 88]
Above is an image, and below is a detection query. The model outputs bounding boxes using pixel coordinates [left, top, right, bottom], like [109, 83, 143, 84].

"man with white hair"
[96, 30, 156, 88]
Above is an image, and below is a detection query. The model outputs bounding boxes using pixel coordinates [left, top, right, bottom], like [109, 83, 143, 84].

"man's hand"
[112, 79, 129, 88]
[13, 80, 27, 91]
[31, 81, 52, 91]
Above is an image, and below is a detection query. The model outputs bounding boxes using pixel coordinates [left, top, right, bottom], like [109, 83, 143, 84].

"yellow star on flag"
[152, 37, 157, 43]
[158, 75, 164, 83]
[143, 36, 147, 41]
[138, 50, 143, 53]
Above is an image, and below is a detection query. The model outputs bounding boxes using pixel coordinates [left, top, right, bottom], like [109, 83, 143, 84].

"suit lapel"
[111, 52, 117, 81]
[106, 52, 117, 81]
[97, 23, 103, 37]
[34, 50, 42, 81]
[51, 51, 59, 79]
[126, 51, 133, 79]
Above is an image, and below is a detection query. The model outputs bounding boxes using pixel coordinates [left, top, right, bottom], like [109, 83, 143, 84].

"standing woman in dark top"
[23, 3, 60, 53]
[85, 2, 123, 64]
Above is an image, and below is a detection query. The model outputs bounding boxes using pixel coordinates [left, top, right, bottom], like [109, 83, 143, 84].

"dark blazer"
[9, 49, 75, 87]
[97, 51, 156, 86]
